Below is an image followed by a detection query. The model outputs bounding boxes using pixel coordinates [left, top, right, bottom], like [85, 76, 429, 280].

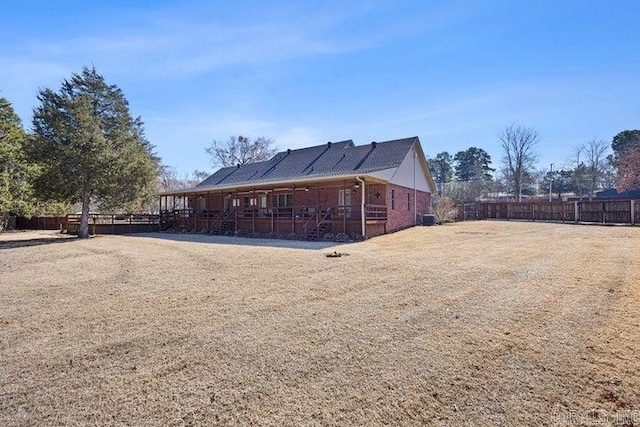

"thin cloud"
[3, 2, 474, 80]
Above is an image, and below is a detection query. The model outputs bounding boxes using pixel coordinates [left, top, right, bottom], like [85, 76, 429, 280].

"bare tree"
[499, 124, 539, 201]
[158, 165, 209, 192]
[205, 135, 277, 168]
[148, 166, 210, 213]
[180, 170, 210, 189]
[158, 165, 182, 192]
[581, 138, 611, 199]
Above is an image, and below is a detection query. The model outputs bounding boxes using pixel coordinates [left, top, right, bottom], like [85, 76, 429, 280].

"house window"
[338, 189, 351, 207]
[258, 194, 268, 217]
[391, 189, 395, 210]
[407, 192, 411, 210]
[338, 189, 352, 218]
[273, 193, 293, 217]
[197, 196, 207, 211]
[243, 196, 256, 217]
[227, 198, 240, 209]
[273, 193, 293, 207]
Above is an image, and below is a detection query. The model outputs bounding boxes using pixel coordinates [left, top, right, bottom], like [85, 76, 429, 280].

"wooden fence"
[459, 200, 639, 225]
[65, 214, 160, 234]
[16, 216, 68, 230]
[14, 214, 160, 234]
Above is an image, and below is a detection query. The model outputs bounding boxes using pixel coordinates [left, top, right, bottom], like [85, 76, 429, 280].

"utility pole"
[548, 163, 553, 202]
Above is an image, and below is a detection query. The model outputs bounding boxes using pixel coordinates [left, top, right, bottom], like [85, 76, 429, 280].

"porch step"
[213, 220, 235, 235]
[307, 222, 330, 240]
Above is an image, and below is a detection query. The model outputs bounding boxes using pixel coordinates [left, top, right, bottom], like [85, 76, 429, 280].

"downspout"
[356, 176, 366, 238]
[414, 150, 417, 225]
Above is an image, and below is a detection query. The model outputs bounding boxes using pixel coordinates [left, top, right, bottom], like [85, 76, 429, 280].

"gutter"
[356, 176, 366, 238]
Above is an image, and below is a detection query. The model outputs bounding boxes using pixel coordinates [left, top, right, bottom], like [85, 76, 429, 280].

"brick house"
[159, 136, 436, 240]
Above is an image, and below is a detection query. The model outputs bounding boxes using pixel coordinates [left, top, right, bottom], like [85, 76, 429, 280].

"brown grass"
[1, 222, 639, 426]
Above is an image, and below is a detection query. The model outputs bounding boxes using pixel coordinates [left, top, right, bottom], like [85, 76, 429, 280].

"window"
[273, 193, 293, 207]
[197, 196, 207, 211]
[258, 194, 268, 217]
[243, 197, 256, 217]
[339, 189, 352, 218]
[225, 197, 239, 210]
[338, 189, 352, 207]
[391, 189, 395, 210]
[273, 193, 293, 217]
[196, 196, 208, 217]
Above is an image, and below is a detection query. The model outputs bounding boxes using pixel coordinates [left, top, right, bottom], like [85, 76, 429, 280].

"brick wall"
[386, 183, 431, 233]
[174, 180, 431, 238]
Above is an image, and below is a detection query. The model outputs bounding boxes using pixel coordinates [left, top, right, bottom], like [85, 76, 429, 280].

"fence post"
[532, 203, 536, 221]
[631, 200, 635, 225]
[574, 202, 579, 224]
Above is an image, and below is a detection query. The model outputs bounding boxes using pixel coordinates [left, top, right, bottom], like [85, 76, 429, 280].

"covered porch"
[159, 179, 389, 240]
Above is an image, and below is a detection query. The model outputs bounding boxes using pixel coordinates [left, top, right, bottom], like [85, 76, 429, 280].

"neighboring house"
[595, 188, 640, 199]
[159, 136, 436, 240]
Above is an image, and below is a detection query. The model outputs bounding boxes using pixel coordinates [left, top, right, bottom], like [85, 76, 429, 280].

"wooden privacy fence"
[460, 200, 639, 225]
[15, 216, 68, 230]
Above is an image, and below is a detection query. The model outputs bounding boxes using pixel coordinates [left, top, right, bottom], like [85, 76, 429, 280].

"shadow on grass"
[0, 235, 78, 250]
[132, 232, 348, 250]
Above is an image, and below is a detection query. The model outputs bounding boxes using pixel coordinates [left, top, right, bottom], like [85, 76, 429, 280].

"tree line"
[428, 124, 639, 203]
[0, 66, 280, 236]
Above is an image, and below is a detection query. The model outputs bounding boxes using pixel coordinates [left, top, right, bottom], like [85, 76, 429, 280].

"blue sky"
[1, 0, 639, 176]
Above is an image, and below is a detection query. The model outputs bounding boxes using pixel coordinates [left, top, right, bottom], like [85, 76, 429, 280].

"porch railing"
[161, 205, 387, 225]
[366, 204, 387, 220]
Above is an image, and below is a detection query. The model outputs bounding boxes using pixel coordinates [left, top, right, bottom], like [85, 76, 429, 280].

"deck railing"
[65, 213, 160, 234]
[166, 205, 388, 221]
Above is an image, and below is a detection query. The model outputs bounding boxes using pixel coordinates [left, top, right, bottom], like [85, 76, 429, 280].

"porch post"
[252, 189, 256, 234]
[235, 190, 239, 233]
[195, 194, 199, 231]
[356, 177, 365, 238]
[292, 184, 295, 233]
[315, 183, 320, 226]
[343, 180, 347, 235]
[206, 191, 211, 232]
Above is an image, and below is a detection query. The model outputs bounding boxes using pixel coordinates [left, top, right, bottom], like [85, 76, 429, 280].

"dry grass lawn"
[1, 221, 639, 426]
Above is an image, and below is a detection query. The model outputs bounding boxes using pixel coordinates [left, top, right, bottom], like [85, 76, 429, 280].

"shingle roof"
[193, 136, 419, 191]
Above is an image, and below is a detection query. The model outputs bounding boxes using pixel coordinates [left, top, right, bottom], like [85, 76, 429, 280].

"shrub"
[432, 196, 460, 224]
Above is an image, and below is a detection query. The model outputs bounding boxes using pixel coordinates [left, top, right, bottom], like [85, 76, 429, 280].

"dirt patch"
[1, 222, 639, 426]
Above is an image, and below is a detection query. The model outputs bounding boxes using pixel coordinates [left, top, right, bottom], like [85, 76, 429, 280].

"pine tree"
[27, 67, 160, 238]
[0, 96, 35, 229]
